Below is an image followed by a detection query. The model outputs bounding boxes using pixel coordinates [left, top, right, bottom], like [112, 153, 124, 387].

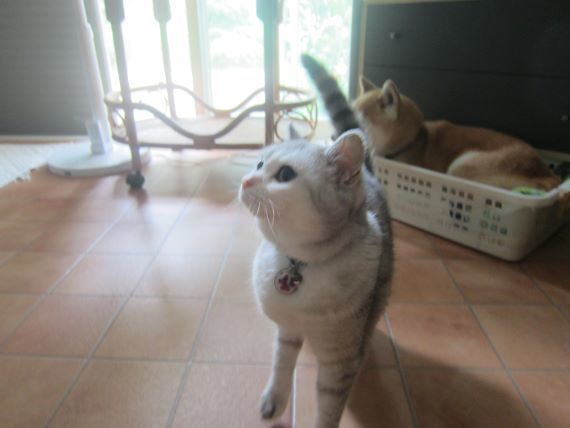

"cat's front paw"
[260, 390, 287, 420]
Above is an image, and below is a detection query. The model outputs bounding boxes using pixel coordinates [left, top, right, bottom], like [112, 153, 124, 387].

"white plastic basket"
[373, 150, 570, 261]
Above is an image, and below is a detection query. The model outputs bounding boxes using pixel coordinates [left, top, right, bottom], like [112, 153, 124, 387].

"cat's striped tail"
[301, 54, 373, 172]
[301, 54, 360, 137]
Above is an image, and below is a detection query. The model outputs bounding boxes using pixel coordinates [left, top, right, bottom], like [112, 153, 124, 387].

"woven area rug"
[0, 143, 73, 187]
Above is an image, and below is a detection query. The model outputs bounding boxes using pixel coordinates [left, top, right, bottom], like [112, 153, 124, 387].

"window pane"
[100, 0, 195, 117]
[280, 0, 352, 95]
[204, 0, 352, 112]
[206, 0, 264, 108]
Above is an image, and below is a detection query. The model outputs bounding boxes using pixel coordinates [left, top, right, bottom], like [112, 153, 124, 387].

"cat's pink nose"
[242, 178, 257, 189]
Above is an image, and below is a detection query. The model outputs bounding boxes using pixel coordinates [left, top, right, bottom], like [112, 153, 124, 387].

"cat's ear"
[378, 79, 400, 119]
[289, 123, 301, 140]
[326, 130, 365, 185]
[360, 76, 377, 94]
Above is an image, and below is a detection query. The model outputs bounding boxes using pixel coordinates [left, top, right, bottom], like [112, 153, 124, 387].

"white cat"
[239, 55, 393, 428]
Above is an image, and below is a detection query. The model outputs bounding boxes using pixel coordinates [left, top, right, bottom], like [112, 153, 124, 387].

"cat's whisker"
[270, 202, 276, 229]
[263, 203, 278, 240]
[268, 199, 278, 236]
[269, 199, 281, 219]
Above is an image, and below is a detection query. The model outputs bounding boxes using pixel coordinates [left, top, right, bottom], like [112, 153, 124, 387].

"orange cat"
[354, 77, 561, 191]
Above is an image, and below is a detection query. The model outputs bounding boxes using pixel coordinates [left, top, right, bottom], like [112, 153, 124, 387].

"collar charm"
[274, 258, 305, 295]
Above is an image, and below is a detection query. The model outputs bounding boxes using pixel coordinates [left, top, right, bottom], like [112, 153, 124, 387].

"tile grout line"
[149, 167, 254, 428]
[41, 178, 206, 428]
[164, 218, 238, 427]
[386, 240, 463, 428]
[0, 354, 85, 363]
[383, 312, 420, 428]
[0, 195, 132, 252]
[2, 284, 564, 308]
[0, 201, 136, 345]
[0, 204, 64, 264]
[519, 262, 570, 325]
[0, 250, 20, 268]
[382, 228, 449, 428]
[3, 284, 564, 308]
[164, 155, 271, 427]
[0, 218, 124, 352]
[291, 367, 297, 428]
[5, 350, 566, 372]
[433, 257, 468, 303]
[440, 258, 545, 428]
[0, 353, 187, 364]
[469, 307, 544, 428]
[0, 216, 73, 290]
[37, 225, 143, 426]
[39, 226, 163, 424]
[380, 300, 554, 307]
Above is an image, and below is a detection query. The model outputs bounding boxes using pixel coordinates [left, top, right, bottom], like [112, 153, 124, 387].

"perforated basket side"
[373, 157, 565, 261]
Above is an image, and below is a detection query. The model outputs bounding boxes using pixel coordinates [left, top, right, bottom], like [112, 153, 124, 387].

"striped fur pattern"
[301, 54, 373, 172]
[239, 55, 393, 428]
[301, 54, 359, 138]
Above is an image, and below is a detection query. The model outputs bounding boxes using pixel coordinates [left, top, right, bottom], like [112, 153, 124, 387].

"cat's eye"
[275, 165, 297, 182]
[256, 161, 264, 170]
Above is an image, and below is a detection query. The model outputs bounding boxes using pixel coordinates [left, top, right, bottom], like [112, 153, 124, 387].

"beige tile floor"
[0, 149, 569, 428]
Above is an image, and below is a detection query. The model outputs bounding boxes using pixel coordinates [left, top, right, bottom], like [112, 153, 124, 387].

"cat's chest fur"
[252, 214, 383, 330]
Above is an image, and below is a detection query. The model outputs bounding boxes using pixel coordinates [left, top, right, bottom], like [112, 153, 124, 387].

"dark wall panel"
[353, 0, 570, 152]
[0, 0, 91, 135]
[364, 1, 570, 79]
[364, 65, 570, 151]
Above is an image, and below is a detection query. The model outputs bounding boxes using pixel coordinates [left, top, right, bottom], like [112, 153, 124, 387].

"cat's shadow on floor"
[344, 330, 536, 428]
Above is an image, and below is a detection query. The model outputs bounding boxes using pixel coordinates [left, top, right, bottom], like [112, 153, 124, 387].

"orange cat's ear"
[359, 76, 377, 94]
[379, 80, 401, 118]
